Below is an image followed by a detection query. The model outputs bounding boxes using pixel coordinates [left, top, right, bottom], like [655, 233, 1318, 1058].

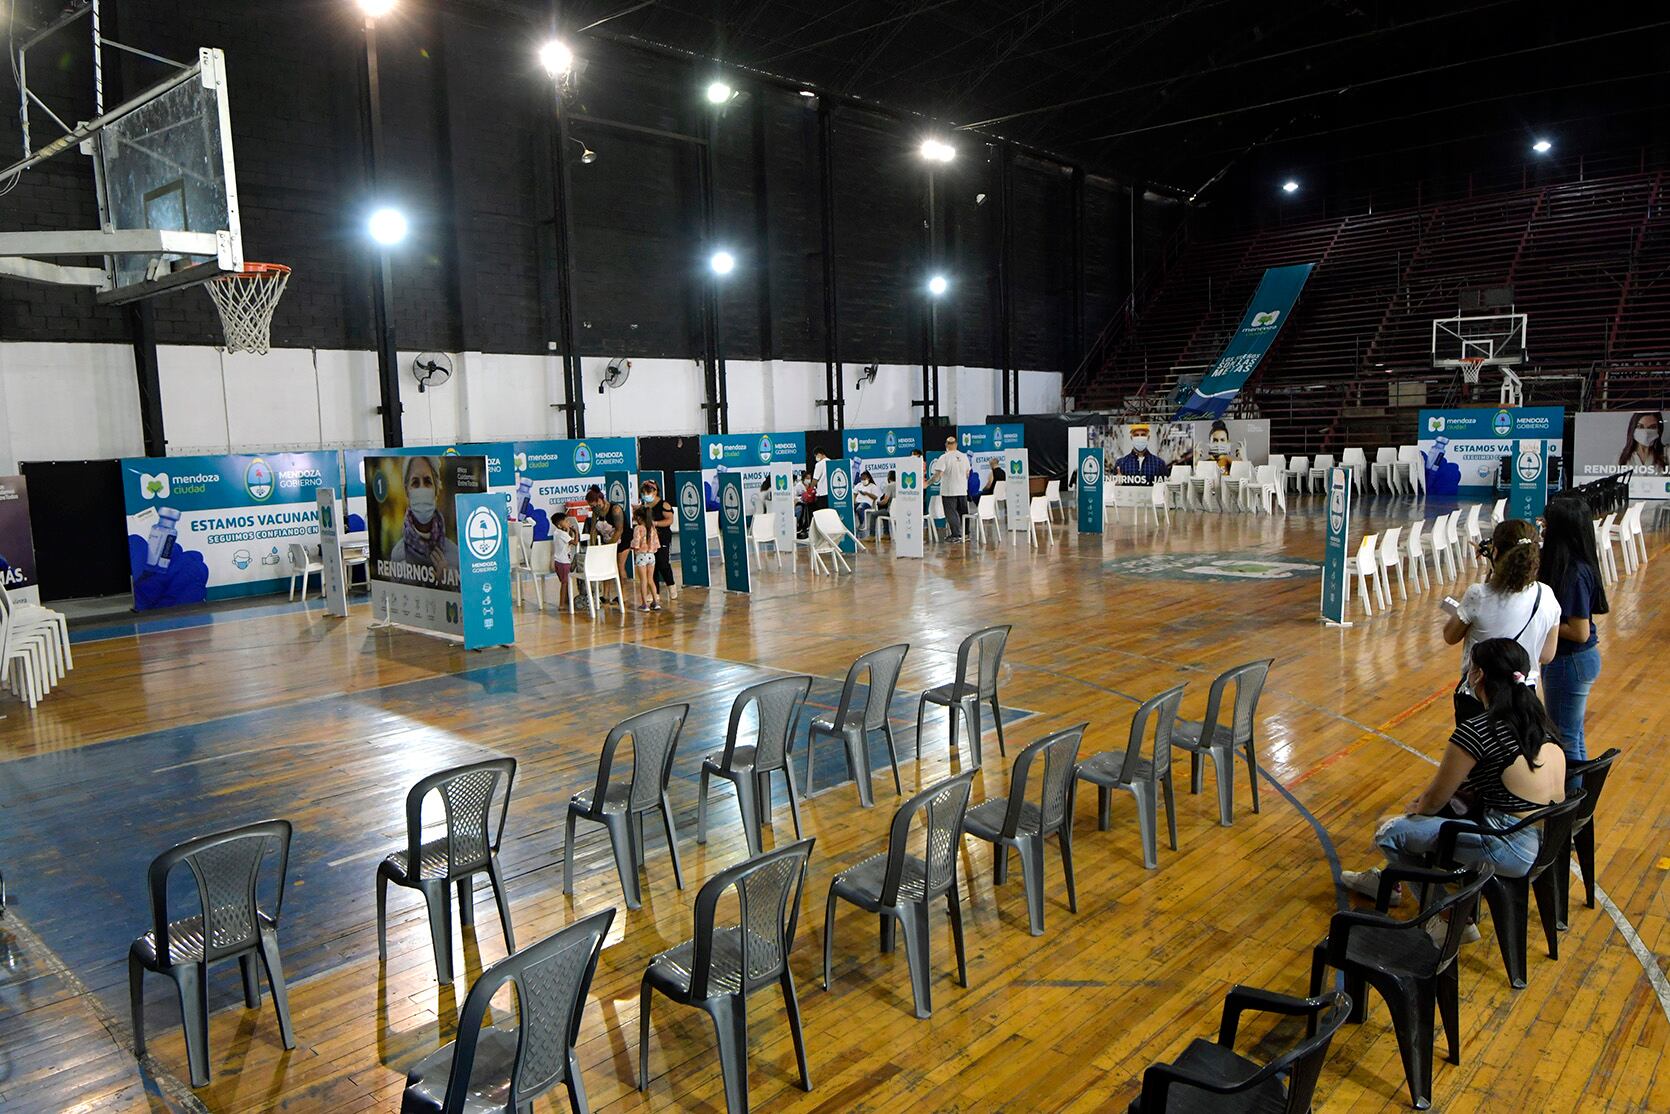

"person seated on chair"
[584, 485, 629, 597]
[874, 470, 897, 535]
[853, 469, 882, 534]
[1113, 423, 1170, 484]
[1338, 638, 1565, 930]
[981, 460, 1006, 497]
[795, 473, 817, 537]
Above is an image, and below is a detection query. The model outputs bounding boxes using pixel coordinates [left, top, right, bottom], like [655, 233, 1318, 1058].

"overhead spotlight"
[367, 206, 409, 246]
[919, 138, 956, 163]
[927, 274, 949, 296]
[1532, 138, 1552, 154]
[975, 192, 988, 205]
[1281, 179, 1299, 194]
[579, 146, 597, 165]
[706, 81, 734, 104]
[710, 250, 736, 276]
[357, 0, 396, 17]
[798, 89, 817, 98]
[539, 40, 574, 77]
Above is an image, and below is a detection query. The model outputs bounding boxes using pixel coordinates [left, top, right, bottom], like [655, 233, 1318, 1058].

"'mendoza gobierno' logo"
[680, 480, 701, 520]
[573, 442, 593, 474]
[757, 435, 774, 463]
[246, 457, 275, 501]
[1493, 410, 1514, 437]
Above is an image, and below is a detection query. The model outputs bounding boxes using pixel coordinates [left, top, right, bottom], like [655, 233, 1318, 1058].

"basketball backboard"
[1431, 312, 1527, 368]
[0, 22, 243, 304]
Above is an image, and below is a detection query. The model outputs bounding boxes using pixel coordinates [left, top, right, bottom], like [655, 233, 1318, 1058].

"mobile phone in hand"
[1440, 595, 1462, 618]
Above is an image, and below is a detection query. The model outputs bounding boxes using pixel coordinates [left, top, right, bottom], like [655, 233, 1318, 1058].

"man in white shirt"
[931, 435, 972, 541]
[811, 449, 830, 513]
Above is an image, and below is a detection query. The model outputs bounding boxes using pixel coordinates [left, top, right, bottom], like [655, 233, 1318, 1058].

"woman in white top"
[853, 469, 882, 535]
[1443, 517, 1559, 723]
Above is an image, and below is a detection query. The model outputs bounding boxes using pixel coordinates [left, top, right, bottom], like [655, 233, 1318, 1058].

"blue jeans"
[1376, 810, 1540, 879]
[1541, 646, 1601, 767]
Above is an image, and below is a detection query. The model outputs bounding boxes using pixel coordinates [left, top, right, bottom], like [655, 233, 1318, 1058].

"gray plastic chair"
[1076, 684, 1187, 869]
[914, 624, 1011, 770]
[823, 770, 976, 1018]
[129, 819, 295, 1088]
[803, 643, 908, 808]
[1170, 659, 1273, 826]
[963, 723, 1085, 936]
[564, 703, 689, 911]
[638, 838, 815, 1114]
[400, 908, 615, 1114]
[698, 675, 812, 856]
[377, 758, 517, 985]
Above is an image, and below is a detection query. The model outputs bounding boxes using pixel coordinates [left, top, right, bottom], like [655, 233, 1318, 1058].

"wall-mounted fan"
[598, 357, 632, 393]
[856, 363, 878, 389]
[412, 352, 453, 393]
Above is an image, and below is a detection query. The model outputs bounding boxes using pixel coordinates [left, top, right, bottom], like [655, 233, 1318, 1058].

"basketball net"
[204, 263, 290, 355]
[1460, 357, 1485, 385]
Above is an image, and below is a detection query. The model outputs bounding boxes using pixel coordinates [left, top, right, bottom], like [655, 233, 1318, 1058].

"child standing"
[630, 504, 662, 611]
[550, 512, 576, 610]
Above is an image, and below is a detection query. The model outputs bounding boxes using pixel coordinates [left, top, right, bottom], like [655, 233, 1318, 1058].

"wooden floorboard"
[0, 493, 1664, 1112]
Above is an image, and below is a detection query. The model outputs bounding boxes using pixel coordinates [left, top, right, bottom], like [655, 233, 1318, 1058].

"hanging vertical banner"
[317, 487, 349, 617]
[1321, 465, 1352, 626]
[1509, 439, 1549, 521]
[122, 451, 336, 610]
[770, 461, 797, 558]
[827, 462, 855, 553]
[894, 459, 925, 559]
[1077, 447, 1104, 534]
[719, 473, 751, 592]
[365, 454, 486, 639]
[456, 491, 515, 650]
[0, 475, 41, 606]
[1175, 263, 1315, 419]
[1005, 447, 1030, 542]
[675, 470, 710, 588]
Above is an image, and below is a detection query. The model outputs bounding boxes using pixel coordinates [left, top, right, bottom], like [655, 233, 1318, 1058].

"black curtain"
[22, 459, 131, 601]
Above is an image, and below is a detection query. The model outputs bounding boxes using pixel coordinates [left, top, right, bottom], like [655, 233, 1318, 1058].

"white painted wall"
[0, 341, 1063, 468]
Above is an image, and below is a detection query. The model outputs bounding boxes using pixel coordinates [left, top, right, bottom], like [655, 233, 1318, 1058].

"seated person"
[875, 470, 897, 533]
[853, 469, 882, 533]
[1112, 422, 1170, 484]
[981, 461, 1006, 497]
[1339, 637, 1566, 926]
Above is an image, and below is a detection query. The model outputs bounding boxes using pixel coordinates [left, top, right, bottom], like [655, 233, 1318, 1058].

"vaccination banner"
[718, 473, 750, 592]
[842, 426, 921, 500]
[512, 438, 640, 540]
[317, 487, 349, 617]
[1509, 440, 1549, 521]
[957, 424, 1025, 502]
[1417, 406, 1563, 495]
[0, 475, 40, 605]
[1175, 262, 1314, 419]
[365, 453, 486, 638]
[1572, 410, 1669, 500]
[1321, 466, 1351, 625]
[700, 432, 808, 521]
[1077, 447, 1103, 534]
[346, 443, 514, 524]
[122, 452, 335, 610]
[675, 470, 710, 588]
[456, 491, 515, 651]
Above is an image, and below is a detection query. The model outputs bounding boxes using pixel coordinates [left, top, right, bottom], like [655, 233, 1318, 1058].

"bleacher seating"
[1075, 166, 1670, 454]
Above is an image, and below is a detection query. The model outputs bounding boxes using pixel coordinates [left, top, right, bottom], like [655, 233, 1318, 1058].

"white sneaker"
[1427, 917, 1482, 947]
[1339, 868, 1403, 906]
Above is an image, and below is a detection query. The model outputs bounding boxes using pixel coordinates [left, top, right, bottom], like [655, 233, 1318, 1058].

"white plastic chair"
[1601, 512, 1631, 577]
[1490, 498, 1507, 527]
[704, 511, 721, 562]
[1044, 479, 1064, 523]
[1464, 504, 1484, 570]
[576, 541, 624, 619]
[808, 509, 853, 575]
[975, 494, 999, 542]
[925, 495, 943, 543]
[0, 582, 70, 679]
[510, 522, 545, 608]
[1268, 454, 1287, 481]
[0, 585, 63, 693]
[1377, 526, 1407, 602]
[1147, 481, 1169, 526]
[1405, 519, 1430, 593]
[1191, 462, 1221, 511]
[1251, 464, 1278, 514]
[750, 512, 782, 568]
[1285, 455, 1309, 493]
[526, 539, 556, 608]
[1227, 460, 1254, 512]
[1028, 496, 1054, 546]
[1398, 445, 1426, 496]
[1308, 454, 1337, 494]
[1354, 533, 1384, 617]
[287, 543, 323, 601]
[1371, 447, 1398, 495]
[1446, 510, 1467, 578]
[0, 610, 49, 709]
[1341, 448, 1368, 495]
[1622, 503, 1648, 566]
[1428, 515, 1452, 583]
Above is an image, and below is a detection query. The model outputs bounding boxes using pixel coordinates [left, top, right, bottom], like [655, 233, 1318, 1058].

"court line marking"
[1, 908, 209, 1113]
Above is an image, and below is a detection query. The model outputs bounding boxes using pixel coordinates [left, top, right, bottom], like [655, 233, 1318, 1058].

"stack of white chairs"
[1191, 462, 1221, 511]
[1354, 533, 1386, 617]
[1251, 464, 1284, 514]
[1285, 455, 1309, 493]
[1404, 518, 1431, 592]
[1269, 453, 1287, 482]
[1225, 460, 1253, 511]
[1341, 448, 1368, 496]
[1377, 526, 1408, 602]
[1397, 446, 1427, 497]
[1371, 447, 1400, 495]
[0, 584, 69, 709]
[1308, 454, 1337, 493]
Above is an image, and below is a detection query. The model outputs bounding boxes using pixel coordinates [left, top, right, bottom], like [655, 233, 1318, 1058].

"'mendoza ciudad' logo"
[1251, 309, 1282, 327]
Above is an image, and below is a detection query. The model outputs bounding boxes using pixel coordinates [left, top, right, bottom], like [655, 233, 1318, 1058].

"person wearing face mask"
[388, 456, 459, 580]
[1617, 411, 1666, 471]
[642, 480, 678, 601]
[1112, 423, 1169, 484]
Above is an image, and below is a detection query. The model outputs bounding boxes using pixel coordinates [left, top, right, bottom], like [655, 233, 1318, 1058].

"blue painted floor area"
[68, 596, 368, 644]
[0, 643, 1032, 1021]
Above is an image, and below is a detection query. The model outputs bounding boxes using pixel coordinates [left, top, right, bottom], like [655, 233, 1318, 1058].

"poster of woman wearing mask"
[365, 454, 485, 592]
[1573, 411, 1669, 500]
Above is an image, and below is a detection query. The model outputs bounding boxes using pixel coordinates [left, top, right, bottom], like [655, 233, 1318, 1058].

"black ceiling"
[567, 0, 1670, 198]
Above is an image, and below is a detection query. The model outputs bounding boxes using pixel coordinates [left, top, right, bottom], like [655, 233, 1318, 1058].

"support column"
[817, 99, 844, 430]
[130, 302, 165, 456]
[360, 15, 403, 447]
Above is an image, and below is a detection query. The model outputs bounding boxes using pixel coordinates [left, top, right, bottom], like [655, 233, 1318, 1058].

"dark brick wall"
[0, 1, 1150, 375]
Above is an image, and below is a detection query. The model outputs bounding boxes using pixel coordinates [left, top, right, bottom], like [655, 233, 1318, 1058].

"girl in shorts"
[629, 504, 662, 611]
[550, 511, 576, 610]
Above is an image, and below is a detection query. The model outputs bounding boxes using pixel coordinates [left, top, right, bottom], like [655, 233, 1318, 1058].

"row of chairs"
[1280, 447, 1429, 498]
[0, 582, 71, 709]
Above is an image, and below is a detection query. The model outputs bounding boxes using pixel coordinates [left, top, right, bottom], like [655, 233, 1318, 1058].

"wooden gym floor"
[0, 493, 1664, 1113]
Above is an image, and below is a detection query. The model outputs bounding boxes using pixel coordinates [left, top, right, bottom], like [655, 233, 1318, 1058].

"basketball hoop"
[204, 263, 290, 355]
[1460, 356, 1485, 385]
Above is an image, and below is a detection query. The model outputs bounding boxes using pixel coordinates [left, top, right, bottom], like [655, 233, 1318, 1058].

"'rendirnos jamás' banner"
[0, 475, 40, 605]
[121, 452, 337, 610]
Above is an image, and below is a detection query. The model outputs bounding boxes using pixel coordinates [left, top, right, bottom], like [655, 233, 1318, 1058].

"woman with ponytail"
[1442, 518, 1560, 723]
[1341, 638, 1567, 912]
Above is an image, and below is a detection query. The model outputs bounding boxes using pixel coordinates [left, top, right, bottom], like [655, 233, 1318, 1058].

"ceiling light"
[706, 81, 733, 104]
[1532, 138, 1552, 154]
[1281, 180, 1299, 194]
[539, 40, 574, 77]
[919, 138, 956, 163]
[927, 274, 949, 296]
[357, 0, 396, 17]
[710, 250, 736, 276]
[368, 207, 408, 246]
